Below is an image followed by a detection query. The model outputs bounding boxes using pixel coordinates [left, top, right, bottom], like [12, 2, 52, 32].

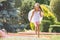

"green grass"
[0, 36, 48, 40]
[50, 35, 60, 40]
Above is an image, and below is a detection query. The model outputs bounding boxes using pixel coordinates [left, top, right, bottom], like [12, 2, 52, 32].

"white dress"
[28, 9, 43, 23]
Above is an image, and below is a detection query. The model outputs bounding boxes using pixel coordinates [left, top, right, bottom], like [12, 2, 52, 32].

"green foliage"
[15, 0, 22, 8]
[0, 1, 19, 24]
[19, 0, 35, 23]
[30, 22, 35, 30]
[0, 0, 21, 32]
[50, 0, 60, 21]
[35, 0, 50, 5]
[41, 20, 51, 32]
[41, 4, 56, 24]
[55, 22, 60, 25]
[49, 25, 60, 32]
[40, 5, 57, 32]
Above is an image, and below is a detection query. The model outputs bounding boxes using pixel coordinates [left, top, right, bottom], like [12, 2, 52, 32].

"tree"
[50, 0, 60, 21]
[35, 0, 50, 5]
[19, 0, 35, 24]
[0, 0, 19, 24]
[15, 0, 22, 8]
[0, 0, 20, 32]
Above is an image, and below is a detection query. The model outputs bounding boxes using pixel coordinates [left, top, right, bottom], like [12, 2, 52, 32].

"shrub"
[55, 22, 60, 25]
[49, 25, 60, 33]
[15, 0, 22, 8]
[40, 5, 57, 32]
[40, 4, 56, 24]
[30, 22, 35, 30]
[41, 20, 51, 32]
[35, 0, 50, 5]
[50, 0, 60, 21]
[19, 0, 35, 24]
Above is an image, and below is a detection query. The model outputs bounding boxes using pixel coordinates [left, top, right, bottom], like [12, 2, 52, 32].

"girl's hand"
[41, 11, 44, 17]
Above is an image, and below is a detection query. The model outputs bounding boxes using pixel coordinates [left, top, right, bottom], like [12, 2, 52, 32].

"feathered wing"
[28, 10, 34, 21]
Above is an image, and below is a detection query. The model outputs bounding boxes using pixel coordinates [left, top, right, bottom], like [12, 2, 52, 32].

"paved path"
[7, 31, 52, 39]
[0, 31, 60, 40]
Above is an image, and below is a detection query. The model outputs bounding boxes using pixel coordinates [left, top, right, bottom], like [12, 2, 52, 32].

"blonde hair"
[34, 3, 42, 11]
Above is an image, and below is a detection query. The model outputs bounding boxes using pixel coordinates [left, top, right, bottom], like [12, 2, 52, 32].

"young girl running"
[28, 3, 44, 37]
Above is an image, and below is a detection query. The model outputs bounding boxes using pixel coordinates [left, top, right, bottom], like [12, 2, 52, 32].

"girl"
[28, 3, 44, 37]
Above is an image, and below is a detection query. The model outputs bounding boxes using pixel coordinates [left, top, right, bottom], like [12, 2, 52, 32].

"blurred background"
[0, 0, 60, 33]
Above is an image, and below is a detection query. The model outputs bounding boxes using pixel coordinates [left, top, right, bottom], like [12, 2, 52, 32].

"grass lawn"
[0, 36, 48, 40]
[0, 35, 60, 40]
[50, 35, 60, 40]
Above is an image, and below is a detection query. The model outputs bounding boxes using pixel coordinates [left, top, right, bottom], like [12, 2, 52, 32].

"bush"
[40, 4, 56, 24]
[35, 0, 50, 5]
[40, 5, 57, 32]
[55, 22, 60, 25]
[30, 22, 35, 30]
[49, 25, 60, 33]
[19, 0, 35, 24]
[15, 0, 22, 8]
[50, 0, 60, 21]
[41, 20, 51, 32]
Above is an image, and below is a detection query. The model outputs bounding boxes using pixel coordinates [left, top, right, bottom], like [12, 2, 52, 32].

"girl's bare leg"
[34, 23, 37, 35]
[37, 25, 40, 37]
[36, 22, 40, 38]
[34, 22, 40, 37]
[35, 27, 37, 35]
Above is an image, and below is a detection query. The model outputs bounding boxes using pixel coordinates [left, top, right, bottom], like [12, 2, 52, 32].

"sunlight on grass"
[0, 36, 48, 40]
[51, 35, 60, 40]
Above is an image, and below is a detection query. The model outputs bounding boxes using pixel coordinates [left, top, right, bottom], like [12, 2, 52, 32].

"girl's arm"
[40, 11, 44, 17]
[39, 11, 44, 23]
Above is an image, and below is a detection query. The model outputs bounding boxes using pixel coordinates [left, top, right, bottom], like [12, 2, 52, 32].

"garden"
[0, 0, 60, 40]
